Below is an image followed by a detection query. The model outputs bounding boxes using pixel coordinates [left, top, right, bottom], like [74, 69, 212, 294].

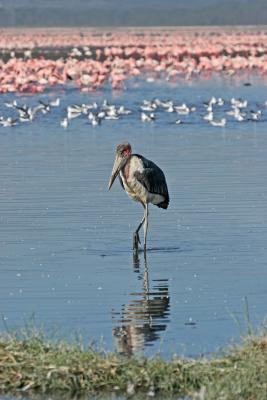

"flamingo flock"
[0, 28, 267, 93]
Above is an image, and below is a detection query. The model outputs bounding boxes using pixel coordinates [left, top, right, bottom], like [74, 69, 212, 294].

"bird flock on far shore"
[0, 95, 266, 129]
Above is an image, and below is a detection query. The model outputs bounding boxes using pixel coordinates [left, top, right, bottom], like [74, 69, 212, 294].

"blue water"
[0, 73, 267, 360]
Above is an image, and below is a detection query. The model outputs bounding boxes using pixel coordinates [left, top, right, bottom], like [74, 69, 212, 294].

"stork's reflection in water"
[112, 253, 170, 356]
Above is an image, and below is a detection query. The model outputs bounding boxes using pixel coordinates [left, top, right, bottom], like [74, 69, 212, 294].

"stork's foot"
[133, 231, 141, 251]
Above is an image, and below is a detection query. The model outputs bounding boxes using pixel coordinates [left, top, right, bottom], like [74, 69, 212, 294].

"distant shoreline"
[1, 25, 267, 33]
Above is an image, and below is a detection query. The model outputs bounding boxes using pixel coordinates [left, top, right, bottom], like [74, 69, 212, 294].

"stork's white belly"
[120, 156, 164, 205]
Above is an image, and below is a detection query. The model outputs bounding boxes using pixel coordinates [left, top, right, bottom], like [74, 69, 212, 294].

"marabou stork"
[108, 142, 169, 251]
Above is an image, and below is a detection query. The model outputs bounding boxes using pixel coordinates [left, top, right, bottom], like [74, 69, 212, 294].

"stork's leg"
[133, 215, 145, 251]
[133, 204, 146, 251]
[143, 203, 149, 252]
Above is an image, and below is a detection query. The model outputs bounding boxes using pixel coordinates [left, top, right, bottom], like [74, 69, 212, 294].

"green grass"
[0, 331, 267, 399]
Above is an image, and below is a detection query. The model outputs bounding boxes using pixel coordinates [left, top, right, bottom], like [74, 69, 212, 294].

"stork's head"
[108, 142, 132, 190]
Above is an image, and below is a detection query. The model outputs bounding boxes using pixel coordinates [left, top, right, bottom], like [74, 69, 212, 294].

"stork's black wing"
[134, 155, 169, 209]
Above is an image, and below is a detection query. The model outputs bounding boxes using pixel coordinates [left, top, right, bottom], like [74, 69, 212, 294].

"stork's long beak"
[108, 154, 123, 190]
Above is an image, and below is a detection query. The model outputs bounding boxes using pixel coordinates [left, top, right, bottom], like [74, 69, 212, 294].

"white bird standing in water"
[108, 142, 169, 252]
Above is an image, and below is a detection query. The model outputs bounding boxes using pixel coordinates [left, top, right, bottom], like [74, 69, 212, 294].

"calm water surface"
[0, 74, 267, 359]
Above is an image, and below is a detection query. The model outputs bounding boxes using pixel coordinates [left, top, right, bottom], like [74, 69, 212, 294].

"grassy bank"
[0, 333, 267, 399]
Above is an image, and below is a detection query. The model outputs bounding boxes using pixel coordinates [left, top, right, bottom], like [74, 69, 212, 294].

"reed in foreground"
[0, 333, 266, 399]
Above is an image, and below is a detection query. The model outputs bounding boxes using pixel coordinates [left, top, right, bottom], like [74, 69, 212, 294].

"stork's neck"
[120, 155, 132, 181]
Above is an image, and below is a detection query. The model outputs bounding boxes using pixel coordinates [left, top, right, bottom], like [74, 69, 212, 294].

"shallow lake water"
[0, 74, 267, 360]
